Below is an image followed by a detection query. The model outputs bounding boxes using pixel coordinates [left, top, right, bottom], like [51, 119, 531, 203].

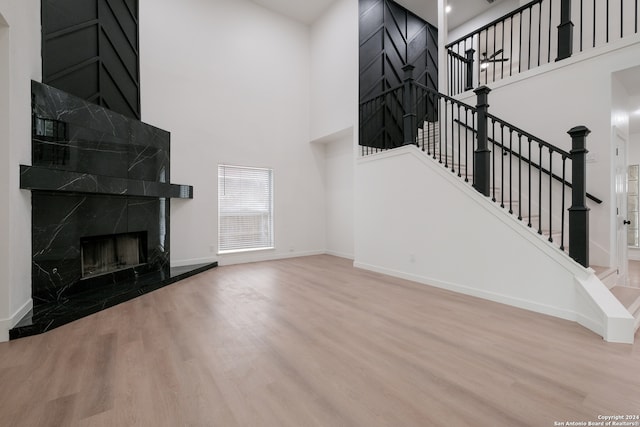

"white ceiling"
[395, 0, 510, 29]
[251, 0, 508, 29]
[248, 0, 337, 24]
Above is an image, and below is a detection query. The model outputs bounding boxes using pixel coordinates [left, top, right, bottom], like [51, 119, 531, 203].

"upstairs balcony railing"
[359, 65, 602, 267]
[446, 0, 640, 95]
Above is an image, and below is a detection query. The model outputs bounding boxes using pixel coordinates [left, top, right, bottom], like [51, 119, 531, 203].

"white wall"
[455, 37, 640, 267]
[140, 0, 326, 266]
[310, 0, 358, 259]
[355, 146, 635, 342]
[310, 0, 357, 141]
[0, 0, 40, 342]
[448, 0, 519, 43]
[322, 132, 355, 259]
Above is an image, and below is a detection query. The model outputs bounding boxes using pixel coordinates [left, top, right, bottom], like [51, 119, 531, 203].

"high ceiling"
[395, 0, 510, 29]
[249, 0, 508, 29]
[248, 0, 338, 24]
[249, 0, 640, 133]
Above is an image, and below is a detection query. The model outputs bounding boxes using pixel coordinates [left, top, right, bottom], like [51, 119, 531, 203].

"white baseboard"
[325, 250, 355, 260]
[0, 298, 33, 343]
[353, 261, 578, 323]
[218, 250, 326, 266]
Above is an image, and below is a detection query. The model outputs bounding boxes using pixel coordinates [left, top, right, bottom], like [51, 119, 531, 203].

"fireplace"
[81, 232, 148, 279]
[10, 81, 216, 340]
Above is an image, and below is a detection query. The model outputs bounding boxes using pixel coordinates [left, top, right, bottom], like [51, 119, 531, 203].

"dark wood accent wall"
[42, 0, 140, 119]
[359, 0, 438, 102]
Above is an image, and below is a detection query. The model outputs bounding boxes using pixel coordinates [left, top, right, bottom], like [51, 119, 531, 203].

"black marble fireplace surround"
[10, 81, 216, 339]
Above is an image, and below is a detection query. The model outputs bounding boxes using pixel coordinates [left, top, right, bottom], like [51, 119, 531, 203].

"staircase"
[418, 117, 640, 335]
[356, 0, 640, 343]
[417, 119, 571, 256]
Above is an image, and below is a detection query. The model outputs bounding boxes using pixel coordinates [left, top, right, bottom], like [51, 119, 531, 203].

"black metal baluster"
[476, 35, 481, 88]
[509, 130, 514, 214]
[636, 0, 638, 34]
[537, 2, 542, 66]
[510, 16, 514, 76]
[493, 25, 497, 82]
[621, 0, 624, 38]
[528, 138, 532, 227]
[606, 0, 609, 43]
[501, 21, 505, 79]
[549, 148, 553, 242]
[443, 100, 448, 165]
[448, 53, 452, 95]
[548, 0, 552, 63]
[580, 0, 584, 51]
[593, 0, 596, 47]
[561, 156, 567, 250]
[492, 120, 497, 202]
[465, 108, 469, 182]
[519, 12, 523, 73]
[538, 142, 543, 235]
[472, 112, 476, 186]
[528, 6, 533, 70]
[438, 98, 443, 162]
[456, 48, 460, 95]
[457, 104, 462, 176]
[447, 101, 456, 172]
[485, 30, 489, 85]
[501, 124, 505, 208]
[518, 134, 523, 220]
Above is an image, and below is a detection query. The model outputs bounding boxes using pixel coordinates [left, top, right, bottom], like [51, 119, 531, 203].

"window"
[218, 164, 274, 253]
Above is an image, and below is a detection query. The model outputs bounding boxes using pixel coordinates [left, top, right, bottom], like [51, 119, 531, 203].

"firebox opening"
[81, 231, 148, 279]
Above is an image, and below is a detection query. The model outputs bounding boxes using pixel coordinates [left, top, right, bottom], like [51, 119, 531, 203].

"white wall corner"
[575, 274, 635, 343]
[0, 298, 33, 342]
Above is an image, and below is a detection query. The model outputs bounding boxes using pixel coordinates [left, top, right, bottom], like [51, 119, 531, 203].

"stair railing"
[359, 66, 599, 267]
[446, 0, 640, 95]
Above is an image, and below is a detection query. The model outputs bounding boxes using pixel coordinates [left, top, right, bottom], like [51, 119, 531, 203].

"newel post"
[465, 49, 475, 91]
[402, 64, 417, 146]
[473, 86, 491, 196]
[568, 126, 590, 267]
[556, 0, 574, 61]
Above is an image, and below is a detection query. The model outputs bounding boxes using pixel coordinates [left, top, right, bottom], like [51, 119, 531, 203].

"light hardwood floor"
[1, 255, 639, 426]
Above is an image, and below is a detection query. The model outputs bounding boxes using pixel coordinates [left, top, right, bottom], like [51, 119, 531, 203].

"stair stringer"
[355, 145, 635, 343]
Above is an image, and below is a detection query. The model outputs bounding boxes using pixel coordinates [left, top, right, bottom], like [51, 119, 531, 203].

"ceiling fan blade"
[488, 48, 504, 60]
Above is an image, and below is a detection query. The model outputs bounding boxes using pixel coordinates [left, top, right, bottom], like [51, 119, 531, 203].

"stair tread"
[610, 286, 640, 313]
[591, 265, 616, 279]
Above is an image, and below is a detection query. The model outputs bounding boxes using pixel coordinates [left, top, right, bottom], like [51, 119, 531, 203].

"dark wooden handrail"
[454, 118, 602, 204]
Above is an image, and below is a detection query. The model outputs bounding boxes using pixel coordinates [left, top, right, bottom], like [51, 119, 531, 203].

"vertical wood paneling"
[42, 0, 140, 119]
[359, 0, 438, 149]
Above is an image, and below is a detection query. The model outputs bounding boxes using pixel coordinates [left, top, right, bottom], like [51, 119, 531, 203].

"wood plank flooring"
[1, 255, 639, 426]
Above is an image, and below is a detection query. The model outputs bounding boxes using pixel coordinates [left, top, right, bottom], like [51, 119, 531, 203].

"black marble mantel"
[10, 81, 213, 340]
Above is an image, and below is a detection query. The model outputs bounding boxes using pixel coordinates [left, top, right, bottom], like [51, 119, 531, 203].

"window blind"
[218, 164, 274, 253]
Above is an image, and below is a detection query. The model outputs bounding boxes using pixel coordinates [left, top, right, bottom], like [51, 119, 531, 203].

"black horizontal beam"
[20, 165, 193, 199]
